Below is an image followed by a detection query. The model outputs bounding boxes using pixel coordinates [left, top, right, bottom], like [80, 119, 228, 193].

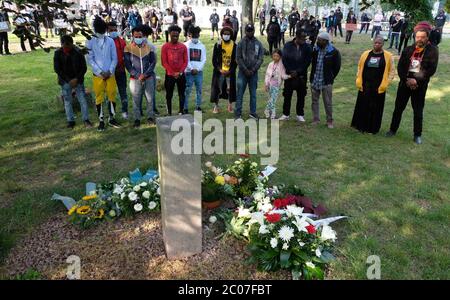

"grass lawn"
[0, 30, 449, 279]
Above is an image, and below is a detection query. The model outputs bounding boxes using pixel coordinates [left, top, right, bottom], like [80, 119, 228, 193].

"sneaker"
[154, 109, 160, 116]
[249, 113, 259, 120]
[182, 109, 189, 115]
[147, 117, 155, 125]
[108, 118, 122, 128]
[278, 115, 290, 121]
[385, 130, 396, 137]
[67, 121, 75, 129]
[227, 103, 233, 113]
[122, 112, 128, 120]
[133, 119, 141, 128]
[296, 115, 306, 122]
[84, 120, 93, 128]
[264, 109, 270, 118]
[311, 120, 320, 125]
[195, 106, 202, 112]
[414, 135, 422, 145]
[327, 121, 334, 129]
[213, 106, 220, 114]
[97, 121, 105, 131]
[234, 115, 242, 120]
[270, 111, 277, 119]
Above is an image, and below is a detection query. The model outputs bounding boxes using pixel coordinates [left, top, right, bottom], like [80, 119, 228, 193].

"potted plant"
[202, 162, 234, 209]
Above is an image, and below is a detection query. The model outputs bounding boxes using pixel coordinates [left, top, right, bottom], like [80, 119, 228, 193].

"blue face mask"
[109, 32, 119, 39]
[134, 37, 144, 45]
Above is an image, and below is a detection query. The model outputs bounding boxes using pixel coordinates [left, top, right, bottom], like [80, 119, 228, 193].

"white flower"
[120, 193, 126, 200]
[205, 161, 212, 168]
[109, 210, 116, 217]
[234, 160, 240, 164]
[253, 192, 264, 202]
[298, 240, 305, 247]
[128, 192, 138, 201]
[157, 187, 161, 195]
[113, 184, 123, 195]
[250, 212, 265, 225]
[286, 205, 304, 217]
[209, 215, 217, 224]
[134, 203, 143, 212]
[282, 243, 289, 250]
[320, 225, 337, 242]
[315, 248, 322, 258]
[293, 216, 309, 233]
[238, 207, 251, 218]
[224, 174, 230, 182]
[270, 238, 278, 248]
[140, 182, 148, 187]
[259, 203, 273, 213]
[120, 178, 129, 185]
[278, 225, 295, 242]
[306, 262, 315, 269]
[251, 162, 258, 167]
[211, 166, 217, 174]
[133, 185, 141, 192]
[148, 201, 157, 210]
[142, 191, 151, 199]
[215, 167, 223, 175]
[258, 225, 269, 234]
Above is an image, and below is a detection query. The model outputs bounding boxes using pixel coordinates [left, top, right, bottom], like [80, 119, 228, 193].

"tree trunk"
[315, 0, 319, 17]
[242, 0, 253, 26]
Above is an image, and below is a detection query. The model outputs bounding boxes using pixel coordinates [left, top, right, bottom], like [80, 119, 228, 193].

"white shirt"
[184, 40, 206, 73]
[373, 13, 383, 26]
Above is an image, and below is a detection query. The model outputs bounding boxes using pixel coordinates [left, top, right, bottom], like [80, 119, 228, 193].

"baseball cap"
[245, 24, 255, 32]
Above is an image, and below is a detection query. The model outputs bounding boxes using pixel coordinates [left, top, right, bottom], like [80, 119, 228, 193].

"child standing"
[264, 49, 290, 119]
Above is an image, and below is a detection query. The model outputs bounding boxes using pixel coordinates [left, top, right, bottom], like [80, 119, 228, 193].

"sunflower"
[94, 209, 105, 219]
[76, 205, 91, 215]
[68, 205, 78, 216]
[82, 194, 97, 201]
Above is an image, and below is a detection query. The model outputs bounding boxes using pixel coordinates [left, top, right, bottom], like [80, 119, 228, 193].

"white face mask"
[222, 35, 231, 41]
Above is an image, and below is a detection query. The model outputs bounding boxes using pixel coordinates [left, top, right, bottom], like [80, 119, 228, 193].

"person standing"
[279, 13, 289, 46]
[209, 8, 220, 40]
[310, 32, 341, 129]
[345, 10, 357, 44]
[184, 26, 206, 113]
[86, 18, 121, 131]
[434, 9, 447, 46]
[326, 11, 336, 39]
[266, 15, 280, 54]
[107, 21, 129, 120]
[210, 27, 237, 114]
[398, 14, 411, 55]
[54, 35, 92, 129]
[258, 8, 266, 36]
[351, 36, 395, 134]
[127, 9, 139, 31]
[279, 31, 312, 122]
[179, 1, 194, 41]
[288, 7, 300, 37]
[162, 8, 177, 43]
[13, 10, 36, 52]
[43, 7, 54, 38]
[230, 10, 239, 41]
[387, 13, 402, 50]
[0, 7, 11, 55]
[334, 6, 343, 38]
[359, 12, 370, 34]
[371, 11, 383, 39]
[149, 10, 159, 43]
[161, 25, 188, 115]
[124, 25, 156, 128]
[388, 11, 397, 39]
[235, 24, 264, 119]
[264, 49, 290, 119]
[386, 22, 439, 144]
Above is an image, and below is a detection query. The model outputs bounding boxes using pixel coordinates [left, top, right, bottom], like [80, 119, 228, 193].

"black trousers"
[390, 80, 428, 137]
[20, 35, 35, 51]
[164, 74, 186, 115]
[359, 23, 369, 34]
[335, 23, 343, 37]
[268, 39, 278, 54]
[0, 32, 9, 54]
[289, 23, 295, 36]
[398, 33, 410, 54]
[282, 76, 307, 116]
[345, 30, 353, 42]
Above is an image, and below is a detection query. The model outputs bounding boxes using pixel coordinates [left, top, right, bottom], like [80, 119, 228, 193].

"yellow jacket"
[356, 50, 395, 94]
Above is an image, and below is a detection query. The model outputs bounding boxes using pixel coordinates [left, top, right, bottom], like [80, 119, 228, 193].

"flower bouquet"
[225, 155, 267, 199]
[202, 161, 235, 209]
[68, 194, 114, 229]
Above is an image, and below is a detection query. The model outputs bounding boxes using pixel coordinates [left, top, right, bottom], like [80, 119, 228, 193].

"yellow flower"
[68, 205, 78, 216]
[82, 194, 97, 201]
[215, 176, 225, 185]
[94, 209, 105, 219]
[76, 205, 91, 215]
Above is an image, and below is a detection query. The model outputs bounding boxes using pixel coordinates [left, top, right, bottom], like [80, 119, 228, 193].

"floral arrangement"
[202, 161, 235, 203]
[225, 154, 267, 198]
[68, 194, 114, 229]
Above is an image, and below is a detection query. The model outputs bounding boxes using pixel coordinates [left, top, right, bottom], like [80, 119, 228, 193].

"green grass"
[0, 31, 449, 279]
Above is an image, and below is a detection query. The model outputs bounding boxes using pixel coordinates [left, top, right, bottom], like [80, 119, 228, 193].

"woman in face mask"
[266, 15, 281, 55]
[210, 27, 237, 114]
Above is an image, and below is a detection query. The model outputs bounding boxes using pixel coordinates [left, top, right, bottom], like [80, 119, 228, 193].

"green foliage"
[14, 268, 42, 280]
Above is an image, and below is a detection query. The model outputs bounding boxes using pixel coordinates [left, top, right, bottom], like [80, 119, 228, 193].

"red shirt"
[161, 42, 188, 76]
[113, 37, 126, 73]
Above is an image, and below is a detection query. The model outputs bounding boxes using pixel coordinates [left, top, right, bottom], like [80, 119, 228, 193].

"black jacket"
[397, 44, 438, 85]
[310, 44, 341, 86]
[267, 21, 281, 41]
[53, 47, 87, 86]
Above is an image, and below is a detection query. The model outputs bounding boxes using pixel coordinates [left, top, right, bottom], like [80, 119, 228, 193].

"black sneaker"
[385, 130, 396, 137]
[154, 109, 160, 116]
[182, 109, 189, 115]
[195, 106, 202, 112]
[97, 121, 105, 131]
[249, 113, 259, 120]
[147, 117, 156, 125]
[67, 121, 75, 129]
[84, 120, 93, 128]
[133, 119, 141, 128]
[108, 118, 122, 128]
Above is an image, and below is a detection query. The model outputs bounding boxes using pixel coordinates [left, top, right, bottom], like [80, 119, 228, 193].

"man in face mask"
[124, 25, 157, 128]
[386, 21, 439, 144]
[108, 21, 129, 120]
[86, 17, 121, 131]
[54, 35, 92, 129]
[183, 26, 206, 113]
[209, 8, 220, 40]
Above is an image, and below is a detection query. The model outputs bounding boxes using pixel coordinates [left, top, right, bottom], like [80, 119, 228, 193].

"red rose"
[273, 199, 284, 209]
[265, 213, 282, 223]
[306, 225, 316, 234]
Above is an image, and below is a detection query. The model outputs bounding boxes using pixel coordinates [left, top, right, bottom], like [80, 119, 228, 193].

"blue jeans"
[389, 32, 400, 49]
[235, 70, 258, 117]
[61, 83, 89, 122]
[184, 71, 203, 110]
[129, 77, 155, 120]
[115, 71, 128, 113]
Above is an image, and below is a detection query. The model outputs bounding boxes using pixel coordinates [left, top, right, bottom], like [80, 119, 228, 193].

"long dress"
[351, 51, 386, 134]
